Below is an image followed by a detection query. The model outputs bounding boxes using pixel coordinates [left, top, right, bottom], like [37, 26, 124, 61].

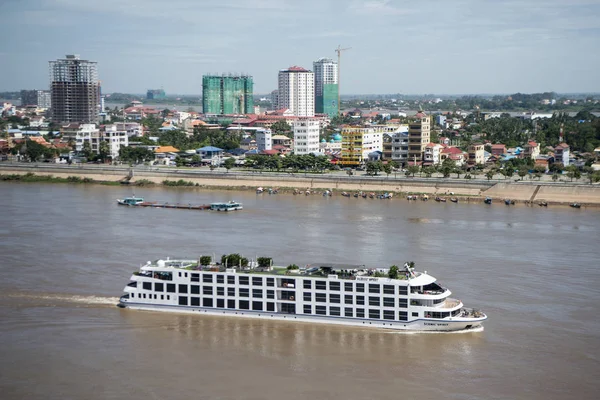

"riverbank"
[1, 164, 600, 207]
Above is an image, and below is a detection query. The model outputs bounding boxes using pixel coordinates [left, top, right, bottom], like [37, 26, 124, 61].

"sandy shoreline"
[1, 164, 600, 206]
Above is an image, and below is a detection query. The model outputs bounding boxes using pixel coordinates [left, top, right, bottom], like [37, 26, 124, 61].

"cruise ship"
[118, 259, 487, 331]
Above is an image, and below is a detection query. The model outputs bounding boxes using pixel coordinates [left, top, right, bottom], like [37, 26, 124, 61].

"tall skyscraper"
[20, 90, 51, 108]
[49, 55, 100, 123]
[202, 74, 253, 115]
[313, 58, 338, 117]
[277, 66, 314, 117]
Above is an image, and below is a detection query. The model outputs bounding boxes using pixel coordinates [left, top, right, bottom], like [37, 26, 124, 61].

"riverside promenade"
[1, 163, 600, 205]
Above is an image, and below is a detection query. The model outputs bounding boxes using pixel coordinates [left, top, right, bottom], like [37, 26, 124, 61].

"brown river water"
[0, 183, 599, 400]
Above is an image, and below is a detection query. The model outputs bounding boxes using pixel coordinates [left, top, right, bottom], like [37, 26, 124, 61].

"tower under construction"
[202, 74, 253, 115]
[49, 55, 100, 124]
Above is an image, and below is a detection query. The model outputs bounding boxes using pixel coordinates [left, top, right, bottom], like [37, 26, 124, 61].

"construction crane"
[335, 45, 351, 116]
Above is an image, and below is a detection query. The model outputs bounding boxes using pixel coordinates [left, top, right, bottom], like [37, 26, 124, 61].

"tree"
[382, 162, 392, 177]
[388, 265, 399, 280]
[257, 257, 272, 268]
[98, 140, 110, 162]
[407, 165, 420, 177]
[565, 165, 581, 182]
[82, 141, 93, 159]
[224, 157, 235, 172]
[485, 170, 495, 181]
[366, 160, 382, 176]
[518, 169, 527, 179]
[270, 120, 291, 135]
[23, 139, 46, 162]
[199, 256, 212, 266]
[552, 173, 559, 182]
[221, 253, 248, 268]
[505, 165, 515, 179]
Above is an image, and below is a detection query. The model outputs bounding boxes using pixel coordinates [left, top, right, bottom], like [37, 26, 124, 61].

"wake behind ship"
[118, 259, 487, 332]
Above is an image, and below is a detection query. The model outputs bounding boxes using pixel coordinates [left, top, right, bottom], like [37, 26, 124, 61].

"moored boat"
[450, 198, 458, 203]
[570, 203, 581, 208]
[484, 197, 492, 204]
[118, 259, 487, 332]
[117, 196, 145, 206]
[210, 201, 243, 212]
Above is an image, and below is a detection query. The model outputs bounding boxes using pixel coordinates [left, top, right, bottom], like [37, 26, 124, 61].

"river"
[0, 183, 599, 399]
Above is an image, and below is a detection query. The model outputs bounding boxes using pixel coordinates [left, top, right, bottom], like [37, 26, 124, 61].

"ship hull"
[118, 301, 486, 332]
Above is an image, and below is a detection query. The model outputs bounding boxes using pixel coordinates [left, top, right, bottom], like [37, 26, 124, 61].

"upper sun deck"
[138, 259, 437, 285]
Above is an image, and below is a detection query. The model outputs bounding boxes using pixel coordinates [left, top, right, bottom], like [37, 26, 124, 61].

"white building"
[278, 66, 314, 117]
[293, 118, 320, 155]
[424, 143, 444, 165]
[114, 122, 143, 137]
[74, 124, 100, 153]
[103, 124, 130, 159]
[255, 129, 272, 152]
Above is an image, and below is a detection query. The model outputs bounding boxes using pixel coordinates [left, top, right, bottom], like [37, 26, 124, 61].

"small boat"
[407, 195, 418, 200]
[538, 201, 548, 207]
[421, 195, 429, 201]
[504, 199, 515, 205]
[268, 188, 278, 195]
[450, 198, 458, 203]
[378, 193, 393, 199]
[353, 193, 359, 198]
[435, 196, 446, 202]
[361, 192, 367, 198]
[293, 189, 300, 195]
[323, 190, 332, 197]
[117, 196, 145, 206]
[369, 192, 375, 199]
[341, 192, 350, 197]
[256, 187, 264, 194]
[570, 203, 581, 208]
[484, 197, 492, 204]
[210, 201, 243, 212]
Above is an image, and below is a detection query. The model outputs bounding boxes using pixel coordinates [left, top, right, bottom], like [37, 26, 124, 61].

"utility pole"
[335, 45, 351, 116]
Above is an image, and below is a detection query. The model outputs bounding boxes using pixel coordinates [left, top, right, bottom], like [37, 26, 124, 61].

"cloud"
[347, 0, 414, 16]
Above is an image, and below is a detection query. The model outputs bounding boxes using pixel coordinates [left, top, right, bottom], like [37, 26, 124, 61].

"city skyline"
[1, 0, 599, 95]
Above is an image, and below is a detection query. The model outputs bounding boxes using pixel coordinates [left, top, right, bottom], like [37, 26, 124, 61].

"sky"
[1, 0, 599, 95]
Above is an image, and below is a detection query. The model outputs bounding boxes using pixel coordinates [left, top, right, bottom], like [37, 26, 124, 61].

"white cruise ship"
[118, 259, 487, 332]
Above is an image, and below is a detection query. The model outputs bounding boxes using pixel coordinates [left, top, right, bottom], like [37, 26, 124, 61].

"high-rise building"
[202, 74, 253, 115]
[313, 58, 338, 117]
[292, 118, 321, 155]
[277, 66, 314, 117]
[146, 89, 166, 100]
[20, 90, 51, 108]
[49, 55, 100, 123]
[408, 112, 431, 163]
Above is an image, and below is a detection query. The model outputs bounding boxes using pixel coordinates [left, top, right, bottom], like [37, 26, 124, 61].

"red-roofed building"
[491, 144, 507, 156]
[522, 140, 540, 159]
[440, 146, 467, 165]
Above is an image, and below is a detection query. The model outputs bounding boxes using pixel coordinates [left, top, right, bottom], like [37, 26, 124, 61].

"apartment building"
[408, 112, 430, 163]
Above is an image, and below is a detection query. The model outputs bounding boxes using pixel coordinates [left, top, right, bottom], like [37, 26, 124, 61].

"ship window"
[383, 285, 395, 294]
[345, 307, 353, 317]
[161, 295, 164, 300]
[304, 292, 311, 302]
[356, 296, 365, 305]
[316, 305, 327, 315]
[216, 275, 224, 284]
[266, 290, 274, 299]
[217, 299, 225, 308]
[315, 293, 327, 303]
[304, 305, 312, 314]
[191, 273, 200, 282]
[217, 287, 225, 296]
[252, 301, 263, 311]
[345, 295, 353, 304]
[178, 284, 188, 294]
[227, 299, 236, 308]
[330, 306, 341, 316]
[178, 296, 188, 306]
[433, 298, 444, 304]
[369, 296, 380, 306]
[167, 295, 170, 300]
[383, 297, 395, 307]
[227, 287, 235, 296]
[239, 288, 249, 297]
[369, 309, 380, 319]
[398, 286, 408, 296]
[143, 282, 152, 290]
[398, 311, 408, 321]
[203, 286, 213, 295]
[344, 282, 353, 291]
[154, 294, 157, 299]
[184, 273, 188, 278]
[330, 294, 341, 303]
[167, 284, 176, 293]
[303, 280, 312, 289]
[356, 309, 365, 318]
[281, 303, 295, 314]
[239, 300, 249, 310]
[412, 312, 418, 317]
[267, 302, 275, 312]
[155, 282, 164, 292]
[329, 281, 340, 291]
[356, 283, 364, 292]
[178, 272, 181, 277]
[253, 289, 263, 298]
[203, 298, 213, 307]
[238, 276, 249, 285]
[315, 281, 326, 290]
[191, 297, 200, 306]
[398, 299, 407, 308]
[203, 274, 213, 283]
[369, 284, 380, 293]
[227, 276, 235, 285]
[383, 310, 395, 320]
[266, 278, 275, 287]
[252, 277, 263, 286]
